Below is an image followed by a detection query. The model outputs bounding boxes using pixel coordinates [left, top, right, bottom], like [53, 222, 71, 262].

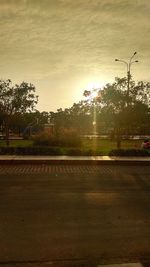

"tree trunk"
[5, 119, 10, 146]
[117, 135, 121, 149]
[116, 127, 121, 149]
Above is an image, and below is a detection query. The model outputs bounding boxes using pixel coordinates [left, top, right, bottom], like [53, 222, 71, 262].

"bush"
[109, 149, 150, 156]
[66, 148, 83, 156]
[32, 128, 81, 148]
[0, 146, 63, 155]
[32, 132, 57, 146]
[66, 149, 104, 156]
[0, 146, 104, 156]
[58, 127, 81, 147]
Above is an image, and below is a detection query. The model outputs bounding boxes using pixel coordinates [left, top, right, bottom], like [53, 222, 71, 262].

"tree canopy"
[0, 80, 38, 116]
[0, 79, 38, 145]
[1, 77, 149, 149]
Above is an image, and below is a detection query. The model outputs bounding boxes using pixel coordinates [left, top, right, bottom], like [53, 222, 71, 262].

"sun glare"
[82, 81, 103, 137]
[91, 90, 98, 98]
[86, 82, 103, 91]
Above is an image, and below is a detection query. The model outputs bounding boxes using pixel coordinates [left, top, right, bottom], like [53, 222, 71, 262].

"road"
[0, 164, 150, 266]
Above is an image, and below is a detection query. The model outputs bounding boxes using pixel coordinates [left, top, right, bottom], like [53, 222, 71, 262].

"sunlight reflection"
[84, 193, 118, 205]
[92, 91, 98, 150]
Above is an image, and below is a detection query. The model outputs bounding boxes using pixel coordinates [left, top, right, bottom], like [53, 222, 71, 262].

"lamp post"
[115, 52, 138, 106]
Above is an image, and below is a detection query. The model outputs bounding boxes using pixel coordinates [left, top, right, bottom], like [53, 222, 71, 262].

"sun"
[91, 90, 98, 98]
[86, 82, 103, 91]
[76, 79, 105, 103]
[84, 81, 103, 100]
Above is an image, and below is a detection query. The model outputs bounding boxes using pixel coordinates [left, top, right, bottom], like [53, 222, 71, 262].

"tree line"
[0, 77, 149, 147]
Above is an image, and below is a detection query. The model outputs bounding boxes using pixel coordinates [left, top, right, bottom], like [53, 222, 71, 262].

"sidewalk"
[0, 155, 150, 165]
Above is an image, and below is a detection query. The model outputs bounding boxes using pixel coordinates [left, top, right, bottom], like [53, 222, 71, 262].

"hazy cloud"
[0, 0, 150, 110]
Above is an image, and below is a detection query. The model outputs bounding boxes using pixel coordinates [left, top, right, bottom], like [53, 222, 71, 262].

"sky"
[0, 0, 150, 111]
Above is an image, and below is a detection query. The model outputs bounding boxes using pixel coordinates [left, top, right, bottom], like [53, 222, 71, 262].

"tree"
[83, 77, 150, 148]
[0, 79, 38, 146]
[100, 78, 150, 147]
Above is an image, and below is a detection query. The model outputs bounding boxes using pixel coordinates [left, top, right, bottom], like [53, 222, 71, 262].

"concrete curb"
[0, 156, 150, 165]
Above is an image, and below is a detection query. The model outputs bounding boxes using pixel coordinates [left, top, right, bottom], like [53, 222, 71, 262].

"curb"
[0, 156, 150, 165]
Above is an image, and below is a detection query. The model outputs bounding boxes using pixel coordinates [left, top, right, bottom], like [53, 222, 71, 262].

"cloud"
[0, 0, 149, 110]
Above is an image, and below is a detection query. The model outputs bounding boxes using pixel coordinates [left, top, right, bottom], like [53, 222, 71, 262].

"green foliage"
[0, 79, 38, 146]
[49, 102, 94, 135]
[0, 146, 148, 156]
[66, 148, 103, 156]
[0, 138, 148, 156]
[0, 140, 33, 147]
[82, 77, 150, 148]
[109, 149, 150, 156]
[47, 77, 149, 141]
[58, 127, 81, 147]
[32, 128, 81, 147]
[0, 146, 63, 155]
[0, 80, 38, 115]
[0, 76, 149, 151]
[32, 132, 56, 146]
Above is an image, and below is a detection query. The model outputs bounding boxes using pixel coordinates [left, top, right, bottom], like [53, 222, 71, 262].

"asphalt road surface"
[0, 164, 150, 266]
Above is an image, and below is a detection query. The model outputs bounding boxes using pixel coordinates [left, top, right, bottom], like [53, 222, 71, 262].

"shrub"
[32, 132, 57, 146]
[66, 148, 83, 156]
[32, 128, 81, 148]
[58, 127, 81, 147]
[0, 146, 101, 156]
[0, 146, 63, 155]
[66, 149, 104, 156]
[109, 149, 150, 156]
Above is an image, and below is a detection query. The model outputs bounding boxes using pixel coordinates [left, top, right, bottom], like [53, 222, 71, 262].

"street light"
[115, 52, 139, 105]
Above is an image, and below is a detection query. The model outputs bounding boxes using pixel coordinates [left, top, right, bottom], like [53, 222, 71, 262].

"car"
[142, 139, 150, 149]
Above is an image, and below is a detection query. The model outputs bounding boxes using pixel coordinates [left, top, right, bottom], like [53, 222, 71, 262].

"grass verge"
[0, 138, 149, 156]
